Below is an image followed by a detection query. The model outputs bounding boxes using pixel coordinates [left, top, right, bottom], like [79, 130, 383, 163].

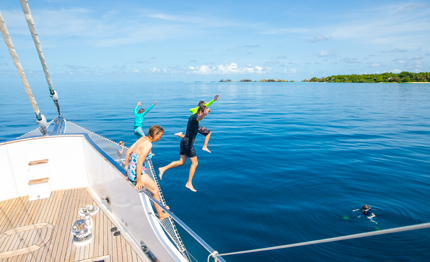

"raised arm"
[205, 95, 219, 107]
[141, 101, 156, 116]
[134, 102, 141, 116]
[135, 143, 152, 190]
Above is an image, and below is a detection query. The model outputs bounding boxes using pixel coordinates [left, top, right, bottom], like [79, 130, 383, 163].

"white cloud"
[148, 67, 166, 73]
[392, 56, 425, 69]
[284, 69, 297, 74]
[187, 63, 267, 75]
[392, 69, 401, 73]
[327, 3, 430, 46]
[132, 69, 141, 73]
[339, 58, 360, 64]
[261, 28, 309, 35]
[308, 35, 330, 43]
[317, 50, 336, 57]
[387, 48, 408, 53]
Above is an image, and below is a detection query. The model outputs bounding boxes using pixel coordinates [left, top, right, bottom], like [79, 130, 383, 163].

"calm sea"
[1, 81, 430, 261]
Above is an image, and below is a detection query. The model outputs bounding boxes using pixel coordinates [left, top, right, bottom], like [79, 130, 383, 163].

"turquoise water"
[1, 82, 430, 261]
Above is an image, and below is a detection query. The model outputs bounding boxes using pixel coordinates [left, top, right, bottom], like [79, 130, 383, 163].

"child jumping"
[175, 95, 219, 153]
[134, 101, 156, 138]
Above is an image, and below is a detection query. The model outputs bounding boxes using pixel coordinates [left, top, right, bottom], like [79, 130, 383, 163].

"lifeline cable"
[214, 222, 430, 257]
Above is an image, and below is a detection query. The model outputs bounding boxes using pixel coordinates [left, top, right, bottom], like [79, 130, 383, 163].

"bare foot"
[165, 205, 170, 210]
[202, 147, 211, 153]
[174, 132, 183, 138]
[159, 167, 165, 180]
[159, 212, 170, 221]
[185, 183, 197, 192]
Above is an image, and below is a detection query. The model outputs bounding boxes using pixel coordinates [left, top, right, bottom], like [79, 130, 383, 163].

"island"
[303, 72, 430, 83]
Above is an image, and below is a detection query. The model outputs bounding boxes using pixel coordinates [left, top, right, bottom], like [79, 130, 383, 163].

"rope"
[0, 11, 48, 135]
[207, 251, 219, 262]
[20, 0, 61, 116]
[215, 222, 430, 257]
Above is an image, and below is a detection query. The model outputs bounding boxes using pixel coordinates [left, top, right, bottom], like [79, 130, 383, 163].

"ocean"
[1, 81, 430, 261]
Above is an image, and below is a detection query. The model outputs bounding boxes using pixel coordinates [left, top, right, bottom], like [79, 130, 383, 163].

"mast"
[0, 11, 48, 135]
[20, 0, 61, 116]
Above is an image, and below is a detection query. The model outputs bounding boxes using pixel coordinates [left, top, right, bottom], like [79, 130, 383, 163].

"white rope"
[215, 222, 430, 257]
[20, 0, 61, 115]
[0, 11, 47, 135]
[207, 251, 219, 262]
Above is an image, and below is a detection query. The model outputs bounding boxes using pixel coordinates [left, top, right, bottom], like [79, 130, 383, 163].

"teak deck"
[0, 188, 146, 262]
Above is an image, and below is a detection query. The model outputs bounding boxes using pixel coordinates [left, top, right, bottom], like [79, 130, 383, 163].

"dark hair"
[197, 105, 206, 114]
[198, 100, 205, 107]
[362, 205, 370, 210]
[138, 108, 145, 114]
[147, 125, 164, 139]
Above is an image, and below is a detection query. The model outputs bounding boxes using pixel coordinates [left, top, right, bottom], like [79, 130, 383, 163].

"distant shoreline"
[303, 71, 430, 83]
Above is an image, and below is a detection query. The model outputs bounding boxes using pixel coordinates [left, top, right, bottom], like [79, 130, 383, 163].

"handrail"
[213, 222, 430, 258]
[139, 189, 227, 262]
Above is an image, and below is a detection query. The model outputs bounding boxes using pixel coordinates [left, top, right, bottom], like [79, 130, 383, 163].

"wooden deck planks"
[0, 198, 30, 262]
[33, 190, 64, 262]
[21, 193, 54, 262]
[73, 187, 87, 262]
[65, 188, 85, 261]
[50, 188, 76, 262]
[58, 189, 79, 262]
[0, 188, 146, 262]
[9, 197, 36, 262]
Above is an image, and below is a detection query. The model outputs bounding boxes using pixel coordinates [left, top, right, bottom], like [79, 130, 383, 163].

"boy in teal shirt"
[175, 95, 219, 153]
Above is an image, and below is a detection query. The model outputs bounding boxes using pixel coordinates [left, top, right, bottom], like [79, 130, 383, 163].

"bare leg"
[140, 173, 170, 220]
[185, 157, 198, 192]
[202, 131, 211, 153]
[175, 132, 185, 138]
[159, 155, 187, 180]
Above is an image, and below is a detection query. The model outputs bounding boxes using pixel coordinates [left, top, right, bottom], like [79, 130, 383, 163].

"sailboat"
[3, 2, 430, 262]
[0, 1, 224, 261]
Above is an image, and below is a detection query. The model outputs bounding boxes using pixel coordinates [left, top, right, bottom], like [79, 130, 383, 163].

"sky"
[1, 0, 430, 82]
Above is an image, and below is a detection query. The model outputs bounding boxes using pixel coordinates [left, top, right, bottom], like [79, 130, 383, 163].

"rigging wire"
[0, 11, 48, 135]
[20, 0, 61, 116]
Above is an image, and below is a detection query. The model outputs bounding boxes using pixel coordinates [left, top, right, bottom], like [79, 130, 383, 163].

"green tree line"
[306, 72, 430, 83]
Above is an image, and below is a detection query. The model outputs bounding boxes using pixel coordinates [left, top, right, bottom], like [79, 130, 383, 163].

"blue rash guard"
[134, 104, 154, 129]
[134, 104, 154, 138]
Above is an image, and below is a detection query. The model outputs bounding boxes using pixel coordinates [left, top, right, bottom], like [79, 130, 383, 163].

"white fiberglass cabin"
[0, 121, 225, 262]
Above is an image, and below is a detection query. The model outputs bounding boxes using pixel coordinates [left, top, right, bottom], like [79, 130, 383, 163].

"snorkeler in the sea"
[353, 204, 378, 226]
[134, 101, 156, 139]
[159, 105, 211, 192]
[343, 204, 379, 230]
[175, 95, 219, 153]
[353, 205, 376, 219]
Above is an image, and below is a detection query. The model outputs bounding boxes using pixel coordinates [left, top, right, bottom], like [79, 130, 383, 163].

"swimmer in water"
[353, 204, 377, 225]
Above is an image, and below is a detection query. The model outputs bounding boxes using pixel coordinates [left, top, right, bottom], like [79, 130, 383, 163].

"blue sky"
[1, 0, 429, 81]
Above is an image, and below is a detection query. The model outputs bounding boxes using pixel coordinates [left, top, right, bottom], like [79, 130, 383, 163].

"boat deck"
[0, 188, 146, 262]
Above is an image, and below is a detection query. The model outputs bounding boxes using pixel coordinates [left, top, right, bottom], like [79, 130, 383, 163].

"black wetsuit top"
[362, 210, 374, 217]
[183, 113, 199, 146]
